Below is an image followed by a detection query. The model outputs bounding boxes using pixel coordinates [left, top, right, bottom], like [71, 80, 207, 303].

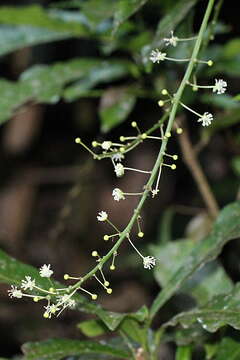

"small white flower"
[101, 141, 112, 150]
[112, 188, 125, 201]
[21, 276, 36, 291]
[44, 304, 60, 318]
[197, 112, 213, 127]
[151, 189, 159, 198]
[97, 211, 108, 222]
[112, 152, 125, 162]
[114, 163, 125, 177]
[8, 285, 23, 298]
[57, 294, 76, 309]
[213, 79, 227, 95]
[149, 49, 166, 63]
[163, 31, 178, 47]
[39, 264, 53, 278]
[143, 256, 156, 270]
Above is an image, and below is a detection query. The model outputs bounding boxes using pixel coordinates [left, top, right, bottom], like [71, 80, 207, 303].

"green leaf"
[201, 94, 240, 110]
[231, 156, 240, 177]
[176, 346, 192, 360]
[77, 319, 108, 337]
[165, 283, 240, 333]
[214, 338, 240, 360]
[0, 58, 133, 125]
[0, 5, 89, 35]
[119, 318, 147, 346]
[152, 239, 233, 306]
[113, 0, 149, 33]
[22, 339, 130, 360]
[0, 25, 73, 58]
[150, 201, 240, 319]
[141, 0, 198, 61]
[100, 87, 136, 132]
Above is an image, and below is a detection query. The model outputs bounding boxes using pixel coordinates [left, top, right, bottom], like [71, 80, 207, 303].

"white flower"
[112, 152, 124, 162]
[97, 211, 108, 222]
[197, 112, 213, 127]
[163, 31, 178, 47]
[112, 188, 125, 201]
[8, 285, 23, 298]
[57, 294, 76, 309]
[21, 276, 36, 291]
[213, 79, 227, 95]
[39, 264, 53, 278]
[114, 163, 125, 177]
[143, 256, 156, 270]
[44, 304, 60, 318]
[101, 141, 112, 150]
[149, 49, 166, 63]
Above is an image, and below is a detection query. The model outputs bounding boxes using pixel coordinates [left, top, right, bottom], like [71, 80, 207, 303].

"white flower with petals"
[114, 163, 124, 177]
[97, 211, 108, 222]
[112, 152, 124, 162]
[101, 141, 112, 150]
[149, 49, 166, 63]
[112, 188, 125, 201]
[8, 285, 23, 298]
[57, 294, 76, 309]
[213, 79, 227, 94]
[164, 31, 178, 47]
[197, 112, 213, 127]
[39, 264, 53, 278]
[21, 276, 36, 291]
[143, 256, 156, 270]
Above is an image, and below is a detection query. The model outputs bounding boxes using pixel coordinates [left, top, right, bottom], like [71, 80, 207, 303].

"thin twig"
[177, 121, 219, 218]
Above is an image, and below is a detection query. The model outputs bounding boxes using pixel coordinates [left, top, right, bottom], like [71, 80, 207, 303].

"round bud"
[33, 297, 39, 302]
[193, 86, 198, 92]
[141, 133, 147, 140]
[103, 235, 109, 241]
[172, 155, 178, 161]
[43, 312, 49, 319]
[176, 128, 183, 134]
[161, 89, 168, 95]
[110, 265, 115, 271]
[207, 60, 213, 67]
[106, 288, 112, 294]
[120, 147, 125, 153]
[166, 132, 171, 138]
[92, 251, 98, 257]
[119, 136, 125, 142]
[64, 274, 69, 280]
[104, 281, 110, 287]
[158, 100, 164, 107]
[171, 164, 177, 170]
[138, 232, 144, 238]
[91, 294, 98, 300]
[75, 137, 81, 144]
[131, 121, 137, 128]
[92, 141, 98, 148]
[49, 287, 54, 293]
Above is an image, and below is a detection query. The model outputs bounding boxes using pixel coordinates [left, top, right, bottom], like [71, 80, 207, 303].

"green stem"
[149, 0, 216, 321]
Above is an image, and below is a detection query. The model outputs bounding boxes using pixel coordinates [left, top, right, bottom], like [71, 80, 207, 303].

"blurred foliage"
[0, 0, 239, 359]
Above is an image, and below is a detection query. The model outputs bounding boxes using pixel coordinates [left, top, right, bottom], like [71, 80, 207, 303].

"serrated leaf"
[164, 283, 240, 333]
[22, 339, 130, 360]
[100, 87, 136, 132]
[150, 201, 240, 318]
[0, 5, 89, 35]
[119, 318, 147, 346]
[152, 239, 233, 306]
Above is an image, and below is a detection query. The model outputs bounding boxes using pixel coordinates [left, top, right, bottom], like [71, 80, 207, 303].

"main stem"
[149, 0, 216, 321]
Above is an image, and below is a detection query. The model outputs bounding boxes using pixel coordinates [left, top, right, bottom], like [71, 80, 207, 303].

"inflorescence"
[8, 28, 226, 319]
